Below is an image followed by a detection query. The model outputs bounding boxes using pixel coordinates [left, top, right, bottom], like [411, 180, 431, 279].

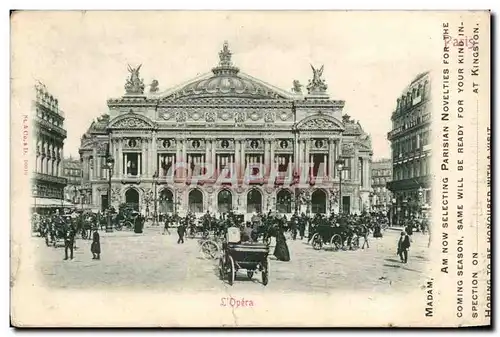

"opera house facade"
[79, 42, 373, 218]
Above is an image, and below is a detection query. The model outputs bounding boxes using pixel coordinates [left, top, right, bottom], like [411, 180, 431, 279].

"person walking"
[163, 216, 171, 235]
[91, 229, 101, 260]
[63, 223, 76, 260]
[397, 231, 411, 263]
[362, 228, 370, 249]
[274, 225, 291, 262]
[177, 222, 186, 244]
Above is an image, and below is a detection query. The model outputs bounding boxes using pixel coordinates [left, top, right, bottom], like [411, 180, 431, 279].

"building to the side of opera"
[79, 42, 373, 218]
[387, 71, 431, 223]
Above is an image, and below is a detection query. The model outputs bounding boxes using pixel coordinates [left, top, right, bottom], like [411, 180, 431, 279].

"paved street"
[36, 227, 430, 294]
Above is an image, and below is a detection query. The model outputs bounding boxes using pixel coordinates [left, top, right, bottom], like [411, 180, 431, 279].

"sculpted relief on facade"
[299, 117, 341, 130]
[112, 117, 151, 129]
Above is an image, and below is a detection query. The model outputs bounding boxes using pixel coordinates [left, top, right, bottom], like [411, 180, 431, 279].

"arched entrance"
[277, 189, 292, 213]
[311, 189, 327, 214]
[125, 188, 140, 211]
[188, 189, 203, 213]
[247, 189, 262, 214]
[159, 189, 174, 215]
[217, 189, 233, 214]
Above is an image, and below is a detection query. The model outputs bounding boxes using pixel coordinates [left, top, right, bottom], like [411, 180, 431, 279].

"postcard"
[10, 10, 491, 327]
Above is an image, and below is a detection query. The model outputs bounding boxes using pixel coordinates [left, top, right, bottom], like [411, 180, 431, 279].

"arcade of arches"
[112, 186, 348, 217]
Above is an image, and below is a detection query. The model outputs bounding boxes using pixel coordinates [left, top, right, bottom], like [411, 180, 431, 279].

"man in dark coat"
[63, 223, 76, 260]
[397, 231, 411, 263]
[163, 216, 171, 235]
[91, 229, 101, 260]
[177, 223, 186, 244]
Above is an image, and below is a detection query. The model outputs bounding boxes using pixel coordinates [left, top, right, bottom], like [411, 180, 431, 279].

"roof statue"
[125, 64, 145, 95]
[218, 41, 233, 67]
[291, 80, 303, 94]
[149, 79, 159, 93]
[306, 64, 328, 95]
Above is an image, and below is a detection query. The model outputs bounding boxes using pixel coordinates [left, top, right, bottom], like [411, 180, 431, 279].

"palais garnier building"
[79, 42, 373, 218]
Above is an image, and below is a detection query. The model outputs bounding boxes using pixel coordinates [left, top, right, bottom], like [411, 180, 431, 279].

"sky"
[12, 11, 440, 160]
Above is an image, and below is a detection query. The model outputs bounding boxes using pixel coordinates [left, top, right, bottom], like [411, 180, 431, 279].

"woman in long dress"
[373, 223, 383, 238]
[273, 225, 290, 262]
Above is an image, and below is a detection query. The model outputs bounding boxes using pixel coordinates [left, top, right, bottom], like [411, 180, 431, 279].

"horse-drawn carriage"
[218, 227, 270, 286]
[310, 222, 365, 251]
[45, 215, 76, 248]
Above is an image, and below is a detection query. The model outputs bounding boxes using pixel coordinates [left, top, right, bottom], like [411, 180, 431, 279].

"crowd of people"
[32, 207, 428, 264]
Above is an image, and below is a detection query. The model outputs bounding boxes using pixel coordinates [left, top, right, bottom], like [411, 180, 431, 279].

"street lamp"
[105, 155, 115, 233]
[335, 158, 346, 214]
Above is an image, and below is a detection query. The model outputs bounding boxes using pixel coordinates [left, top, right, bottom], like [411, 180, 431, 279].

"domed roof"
[178, 72, 280, 99]
[160, 42, 291, 101]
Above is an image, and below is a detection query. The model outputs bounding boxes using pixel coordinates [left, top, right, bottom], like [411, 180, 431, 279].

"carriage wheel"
[311, 233, 322, 250]
[201, 240, 219, 259]
[247, 271, 254, 279]
[351, 235, 360, 250]
[228, 255, 235, 286]
[331, 234, 342, 251]
[262, 257, 270, 286]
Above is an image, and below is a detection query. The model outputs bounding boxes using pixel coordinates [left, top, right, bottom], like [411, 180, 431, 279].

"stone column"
[333, 140, 338, 178]
[365, 157, 371, 190]
[144, 139, 149, 176]
[124, 153, 128, 176]
[112, 139, 118, 176]
[328, 139, 333, 178]
[182, 138, 187, 179]
[323, 154, 327, 178]
[211, 139, 216, 171]
[92, 148, 97, 180]
[151, 132, 157, 176]
[175, 139, 181, 179]
[118, 139, 123, 178]
[263, 139, 269, 168]
[182, 139, 186, 163]
[270, 139, 275, 167]
[240, 139, 245, 177]
[234, 140, 240, 178]
[296, 139, 302, 172]
[304, 139, 309, 166]
[352, 153, 358, 182]
[205, 139, 210, 168]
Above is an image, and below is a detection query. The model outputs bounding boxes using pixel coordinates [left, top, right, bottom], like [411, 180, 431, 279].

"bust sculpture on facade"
[306, 64, 328, 95]
[125, 64, 145, 95]
[149, 79, 159, 93]
[291, 80, 303, 94]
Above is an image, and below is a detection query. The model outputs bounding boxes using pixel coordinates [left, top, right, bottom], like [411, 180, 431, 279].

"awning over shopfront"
[31, 198, 76, 208]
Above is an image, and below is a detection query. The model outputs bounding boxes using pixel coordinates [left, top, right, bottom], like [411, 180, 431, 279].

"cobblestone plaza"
[37, 228, 430, 293]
